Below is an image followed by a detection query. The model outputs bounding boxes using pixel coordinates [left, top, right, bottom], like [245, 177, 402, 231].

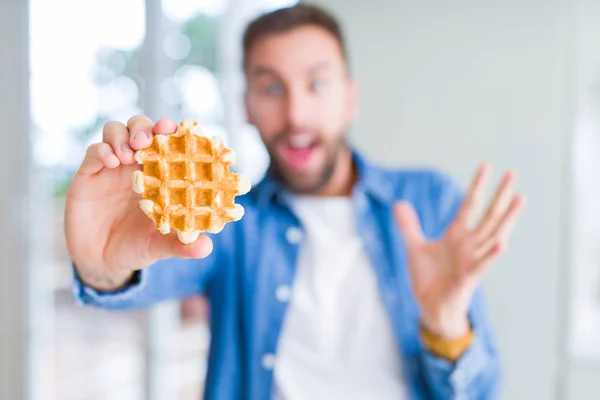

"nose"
[285, 85, 313, 130]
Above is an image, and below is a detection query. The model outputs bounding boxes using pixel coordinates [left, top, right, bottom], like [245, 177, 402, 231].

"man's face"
[245, 25, 357, 193]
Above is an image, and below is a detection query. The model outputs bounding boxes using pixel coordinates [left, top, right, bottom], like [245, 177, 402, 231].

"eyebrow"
[251, 61, 332, 79]
[251, 66, 280, 79]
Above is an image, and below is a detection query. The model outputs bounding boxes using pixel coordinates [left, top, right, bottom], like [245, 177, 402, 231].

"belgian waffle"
[132, 119, 251, 244]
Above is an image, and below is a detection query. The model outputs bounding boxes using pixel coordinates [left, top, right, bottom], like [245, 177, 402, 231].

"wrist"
[75, 262, 136, 292]
[420, 310, 470, 340]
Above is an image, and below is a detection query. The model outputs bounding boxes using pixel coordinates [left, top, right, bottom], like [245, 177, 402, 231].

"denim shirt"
[73, 152, 501, 400]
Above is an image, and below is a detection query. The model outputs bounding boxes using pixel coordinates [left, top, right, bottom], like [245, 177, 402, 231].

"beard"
[264, 126, 347, 194]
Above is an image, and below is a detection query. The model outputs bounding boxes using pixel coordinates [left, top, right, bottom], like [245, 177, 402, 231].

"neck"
[313, 147, 356, 197]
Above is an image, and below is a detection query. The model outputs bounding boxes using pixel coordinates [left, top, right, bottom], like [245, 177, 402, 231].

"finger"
[475, 170, 517, 242]
[493, 193, 526, 243]
[455, 163, 493, 228]
[148, 231, 214, 260]
[77, 143, 120, 176]
[475, 194, 526, 259]
[394, 201, 425, 248]
[153, 118, 178, 135]
[103, 121, 135, 165]
[127, 115, 155, 150]
[472, 241, 504, 277]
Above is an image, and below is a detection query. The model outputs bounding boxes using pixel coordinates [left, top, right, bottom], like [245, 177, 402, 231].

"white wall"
[313, 1, 576, 399]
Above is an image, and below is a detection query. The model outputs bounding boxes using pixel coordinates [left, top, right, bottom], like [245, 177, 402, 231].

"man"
[66, 4, 525, 399]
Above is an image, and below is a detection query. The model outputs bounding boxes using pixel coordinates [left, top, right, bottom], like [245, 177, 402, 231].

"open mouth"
[279, 133, 318, 170]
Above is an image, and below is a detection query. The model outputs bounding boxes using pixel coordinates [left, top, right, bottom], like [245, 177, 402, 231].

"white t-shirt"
[272, 195, 408, 400]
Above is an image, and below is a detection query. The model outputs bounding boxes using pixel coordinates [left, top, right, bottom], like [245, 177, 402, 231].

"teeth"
[289, 135, 313, 149]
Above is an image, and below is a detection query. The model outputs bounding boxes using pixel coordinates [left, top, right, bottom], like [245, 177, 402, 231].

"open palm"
[394, 164, 525, 338]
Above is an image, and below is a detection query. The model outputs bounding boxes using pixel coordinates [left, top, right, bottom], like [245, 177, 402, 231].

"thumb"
[148, 232, 214, 261]
[394, 201, 424, 247]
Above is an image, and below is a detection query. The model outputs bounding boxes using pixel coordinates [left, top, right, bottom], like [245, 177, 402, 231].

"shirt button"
[285, 227, 303, 244]
[261, 353, 276, 370]
[275, 285, 291, 303]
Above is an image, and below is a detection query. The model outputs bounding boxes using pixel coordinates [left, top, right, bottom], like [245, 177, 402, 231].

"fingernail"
[121, 143, 133, 154]
[133, 132, 151, 143]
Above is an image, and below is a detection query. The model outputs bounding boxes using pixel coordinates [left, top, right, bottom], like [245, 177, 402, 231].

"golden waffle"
[132, 119, 251, 244]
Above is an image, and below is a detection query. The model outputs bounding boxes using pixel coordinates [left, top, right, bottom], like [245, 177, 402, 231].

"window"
[29, 0, 296, 398]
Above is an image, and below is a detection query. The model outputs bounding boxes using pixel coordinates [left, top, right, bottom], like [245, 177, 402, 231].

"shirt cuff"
[421, 330, 490, 395]
[71, 262, 148, 308]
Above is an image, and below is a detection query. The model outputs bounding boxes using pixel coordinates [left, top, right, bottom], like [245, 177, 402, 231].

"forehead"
[245, 25, 346, 77]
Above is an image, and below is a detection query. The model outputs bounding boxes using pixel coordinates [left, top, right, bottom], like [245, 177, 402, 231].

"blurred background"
[1, 0, 600, 399]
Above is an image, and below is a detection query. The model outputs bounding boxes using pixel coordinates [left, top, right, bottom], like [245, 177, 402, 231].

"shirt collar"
[252, 148, 395, 207]
[352, 149, 395, 205]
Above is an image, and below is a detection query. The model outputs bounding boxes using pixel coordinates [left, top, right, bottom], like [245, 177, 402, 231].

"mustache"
[271, 126, 318, 145]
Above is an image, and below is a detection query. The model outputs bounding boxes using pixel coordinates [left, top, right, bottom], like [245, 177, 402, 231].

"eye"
[264, 83, 284, 96]
[310, 79, 324, 92]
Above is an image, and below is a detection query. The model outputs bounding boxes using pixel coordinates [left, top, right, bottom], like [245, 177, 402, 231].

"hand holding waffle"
[394, 164, 526, 339]
[65, 116, 249, 291]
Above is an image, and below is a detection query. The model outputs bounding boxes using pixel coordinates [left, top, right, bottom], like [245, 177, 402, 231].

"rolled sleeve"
[421, 331, 499, 399]
[419, 288, 502, 400]
[72, 263, 150, 309]
[71, 252, 220, 310]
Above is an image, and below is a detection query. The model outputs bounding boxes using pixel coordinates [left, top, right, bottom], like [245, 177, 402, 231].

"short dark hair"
[242, 3, 347, 71]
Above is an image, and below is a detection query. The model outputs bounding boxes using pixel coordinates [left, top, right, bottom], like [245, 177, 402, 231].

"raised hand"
[394, 164, 525, 338]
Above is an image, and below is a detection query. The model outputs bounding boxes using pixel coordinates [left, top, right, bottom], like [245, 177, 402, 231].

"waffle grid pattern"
[133, 120, 249, 243]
